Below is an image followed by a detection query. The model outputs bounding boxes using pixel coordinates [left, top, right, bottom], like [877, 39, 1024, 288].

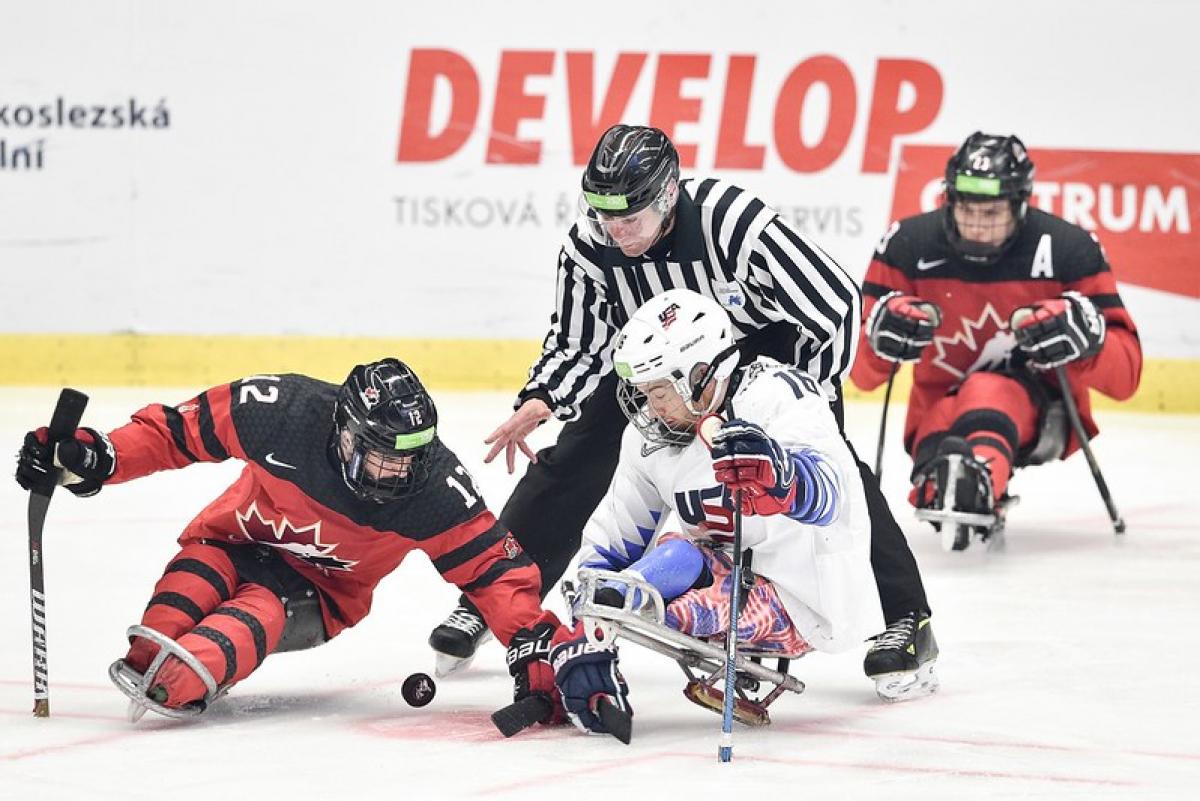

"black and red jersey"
[851, 208, 1142, 453]
[105, 374, 547, 644]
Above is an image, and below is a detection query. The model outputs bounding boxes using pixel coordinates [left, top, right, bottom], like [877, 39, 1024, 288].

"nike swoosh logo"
[917, 257, 947, 271]
[265, 453, 297, 470]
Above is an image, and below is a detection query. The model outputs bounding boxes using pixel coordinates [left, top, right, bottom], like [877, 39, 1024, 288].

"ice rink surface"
[1, 388, 1196, 800]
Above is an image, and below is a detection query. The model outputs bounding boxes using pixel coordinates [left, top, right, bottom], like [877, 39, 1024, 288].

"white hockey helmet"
[613, 288, 740, 447]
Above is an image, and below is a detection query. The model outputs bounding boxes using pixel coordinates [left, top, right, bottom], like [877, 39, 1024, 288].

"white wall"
[1, 0, 1196, 356]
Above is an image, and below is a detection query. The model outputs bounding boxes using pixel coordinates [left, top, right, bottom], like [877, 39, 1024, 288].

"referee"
[430, 124, 938, 700]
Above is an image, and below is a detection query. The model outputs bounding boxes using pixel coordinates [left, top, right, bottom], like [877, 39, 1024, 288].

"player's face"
[596, 204, 670, 256]
[338, 429, 413, 479]
[638, 378, 716, 430]
[362, 450, 414, 480]
[953, 199, 1015, 247]
[640, 379, 696, 428]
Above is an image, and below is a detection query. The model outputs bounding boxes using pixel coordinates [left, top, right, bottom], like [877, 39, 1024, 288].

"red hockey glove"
[15, 427, 115, 497]
[550, 620, 631, 735]
[865, 292, 943, 363]
[710, 419, 797, 517]
[506, 620, 566, 725]
[1011, 291, 1106, 369]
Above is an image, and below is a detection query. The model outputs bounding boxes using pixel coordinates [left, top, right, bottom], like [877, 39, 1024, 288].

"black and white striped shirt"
[521, 178, 862, 421]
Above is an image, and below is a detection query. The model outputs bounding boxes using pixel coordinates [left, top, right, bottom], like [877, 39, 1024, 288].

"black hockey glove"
[16, 427, 115, 497]
[506, 620, 566, 725]
[550, 620, 631, 735]
[1011, 291, 1106, 369]
[865, 291, 943, 363]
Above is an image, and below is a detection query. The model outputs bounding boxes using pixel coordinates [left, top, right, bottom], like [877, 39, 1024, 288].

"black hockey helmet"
[331, 358, 438, 503]
[942, 131, 1035, 262]
[581, 124, 680, 217]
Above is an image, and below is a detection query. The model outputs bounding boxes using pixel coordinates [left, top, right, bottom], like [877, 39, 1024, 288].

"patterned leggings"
[660, 534, 811, 657]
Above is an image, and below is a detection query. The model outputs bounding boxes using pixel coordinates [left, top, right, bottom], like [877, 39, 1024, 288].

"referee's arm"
[519, 226, 617, 422]
[747, 216, 863, 391]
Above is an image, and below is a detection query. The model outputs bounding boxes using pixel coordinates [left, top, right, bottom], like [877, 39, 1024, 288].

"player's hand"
[1011, 291, 1106, 369]
[550, 620, 631, 736]
[710, 419, 797, 517]
[484, 398, 551, 474]
[866, 291, 942, 363]
[15, 427, 115, 497]
[506, 619, 566, 725]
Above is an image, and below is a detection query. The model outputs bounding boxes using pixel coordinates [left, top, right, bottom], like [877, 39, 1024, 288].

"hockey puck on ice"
[402, 672, 437, 707]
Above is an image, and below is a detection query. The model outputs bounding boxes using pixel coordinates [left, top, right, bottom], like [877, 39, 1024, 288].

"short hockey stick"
[28, 388, 90, 717]
[490, 693, 631, 743]
[718, 489, 744, 763]
[1055, 366, 1125, 534]
[873, 361, 900, 480]
[491, 694, 551, 737]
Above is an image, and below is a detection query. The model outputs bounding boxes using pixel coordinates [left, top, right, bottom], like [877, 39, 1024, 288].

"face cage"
[579, 180, 675, 250]
[942, 194, 1026, 264]
[616, 367, 726, 449]
[336, 433, 434, 503]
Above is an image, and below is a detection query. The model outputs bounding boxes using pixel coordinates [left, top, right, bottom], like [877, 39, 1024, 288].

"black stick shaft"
[29, 388, 89, 717]
[1054, 367, 1125, 534]
[874, 361, 900, 480]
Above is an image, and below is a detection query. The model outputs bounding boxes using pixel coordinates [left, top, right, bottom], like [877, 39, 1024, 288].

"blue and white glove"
[710, 419, 797, 517]
[550, 621, 631, 735]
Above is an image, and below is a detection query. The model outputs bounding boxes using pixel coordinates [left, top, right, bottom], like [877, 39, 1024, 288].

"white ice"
[1, 388, 1197, 800]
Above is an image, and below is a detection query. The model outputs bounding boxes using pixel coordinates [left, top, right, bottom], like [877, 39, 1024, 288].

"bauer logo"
[889, 144, 1200, 298]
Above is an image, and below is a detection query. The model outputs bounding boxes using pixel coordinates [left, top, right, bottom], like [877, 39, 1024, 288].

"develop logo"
[890, 144, 1200, 298]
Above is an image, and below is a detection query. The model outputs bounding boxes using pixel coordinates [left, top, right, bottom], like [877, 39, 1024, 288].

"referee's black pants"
[480, 372, 930, 624]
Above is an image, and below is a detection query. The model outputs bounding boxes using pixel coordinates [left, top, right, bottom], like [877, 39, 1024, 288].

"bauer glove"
[866, 292, 943, 363]
[506, 619, 566, 725]
[710, 419, 797, 517]
[550, 620, 631, 735]
[1011, 291, 1106, 369]
[16, 427, 115, 497]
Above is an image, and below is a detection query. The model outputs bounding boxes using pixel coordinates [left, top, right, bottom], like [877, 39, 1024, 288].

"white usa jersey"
[578, 357, 882, 653]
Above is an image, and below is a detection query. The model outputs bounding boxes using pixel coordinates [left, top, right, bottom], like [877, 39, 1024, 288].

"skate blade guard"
[573, 568, 806, 704]
[108, 625, 223, 722]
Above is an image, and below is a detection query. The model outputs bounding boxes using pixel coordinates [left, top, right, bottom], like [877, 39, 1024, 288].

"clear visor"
[579, 183, 672, 250]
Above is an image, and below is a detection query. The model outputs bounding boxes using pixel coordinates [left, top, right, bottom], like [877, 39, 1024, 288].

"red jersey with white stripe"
[105, 373, 547, 643]
[851, 208, 1142, 453]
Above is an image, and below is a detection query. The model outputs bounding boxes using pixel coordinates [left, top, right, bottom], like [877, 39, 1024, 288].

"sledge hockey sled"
[568, 568, 806, 727]
[108, 625, 226, 723]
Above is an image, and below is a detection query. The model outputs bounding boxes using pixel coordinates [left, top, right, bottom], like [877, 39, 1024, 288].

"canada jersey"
[851, 208, 1142, 449]
[104, 374, 544, 644]
[578, 358, 882, 652]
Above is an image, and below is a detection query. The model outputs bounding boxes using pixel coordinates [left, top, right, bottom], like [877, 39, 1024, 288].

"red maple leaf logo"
[930, 302, 1019, 382]
[503, 533, 521, 560]
[235, 502, 358, 572]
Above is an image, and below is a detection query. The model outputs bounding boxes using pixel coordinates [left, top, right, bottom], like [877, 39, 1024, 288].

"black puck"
[402, 672, 437, 707]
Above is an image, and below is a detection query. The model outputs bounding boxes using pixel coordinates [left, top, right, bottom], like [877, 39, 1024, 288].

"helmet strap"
[689, 343, 742, 403]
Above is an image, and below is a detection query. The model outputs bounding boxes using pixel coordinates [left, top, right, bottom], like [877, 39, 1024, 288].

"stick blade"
[490, 695, 553, 738]
[595, 696, 632, 744]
